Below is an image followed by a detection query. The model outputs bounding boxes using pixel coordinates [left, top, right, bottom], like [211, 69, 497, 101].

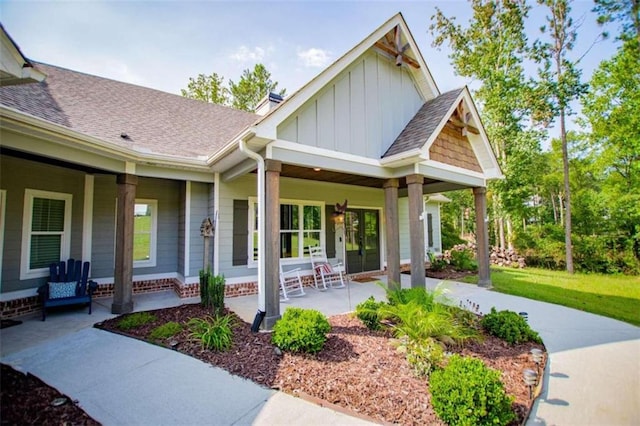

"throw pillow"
[48, 281, 77, 299]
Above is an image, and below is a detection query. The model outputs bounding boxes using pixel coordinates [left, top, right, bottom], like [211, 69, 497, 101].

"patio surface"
[1, 274, 639, 425]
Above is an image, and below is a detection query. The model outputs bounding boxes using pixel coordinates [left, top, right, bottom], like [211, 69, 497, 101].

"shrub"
[450, 248, 478, 271]
[117, 312, 157, 330]
[430, 354, 515, 426]
[355, 296, 385, 330]
[199, 270, 226, 315]
[395, 337, 444, 377]
[428, 252, 448, 272]
[188, 315, 234, 351]
[481, 308, 542, 345]
[272, 308, 331, 354]
[149, 321, 183, 341]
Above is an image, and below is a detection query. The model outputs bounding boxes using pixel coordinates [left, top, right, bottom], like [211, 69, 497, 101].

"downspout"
[239, 138, 266, 312]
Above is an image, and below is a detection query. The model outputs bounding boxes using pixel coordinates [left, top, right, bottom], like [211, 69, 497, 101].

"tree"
[181, 64, 286, 112]
[592, 0, 640, 44]
[531, 0, 586, 273]
[430, 0, 541, 250]
[229, 64, 286, 112]
[181, 73, 228, 105]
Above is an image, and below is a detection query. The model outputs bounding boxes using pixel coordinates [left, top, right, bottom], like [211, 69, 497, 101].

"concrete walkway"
[1, 276, 638, 425]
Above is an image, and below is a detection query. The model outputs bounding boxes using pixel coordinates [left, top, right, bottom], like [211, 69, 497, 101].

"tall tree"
[592, 0, 640, 44]
[181, 72, 228, 105]
[181, 64, 286, 112]
[531, 0, 586, 273]
[229, 64, 286, 112]
[430, 0, 540, 250]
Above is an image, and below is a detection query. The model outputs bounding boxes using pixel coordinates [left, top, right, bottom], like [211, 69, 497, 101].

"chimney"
[255, 92, 284, 116]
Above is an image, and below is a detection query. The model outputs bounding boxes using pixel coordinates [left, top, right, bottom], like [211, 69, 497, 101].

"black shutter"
[325, 205, 336, 258]
[232, 200, 249, 266]
[427, 213, 434, 248]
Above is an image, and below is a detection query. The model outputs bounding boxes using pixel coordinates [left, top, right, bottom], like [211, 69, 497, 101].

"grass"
[463, 267, 640, 326]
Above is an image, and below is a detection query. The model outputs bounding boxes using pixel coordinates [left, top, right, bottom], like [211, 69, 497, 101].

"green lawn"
[463, 267, 640, 326]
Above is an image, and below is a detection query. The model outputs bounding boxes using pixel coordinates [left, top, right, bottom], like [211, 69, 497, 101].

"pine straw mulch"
[90, 303, 545, 425]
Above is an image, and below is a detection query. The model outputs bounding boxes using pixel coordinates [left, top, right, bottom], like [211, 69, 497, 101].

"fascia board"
[379, 148, 424, 167]
[418, 161, 486, 187]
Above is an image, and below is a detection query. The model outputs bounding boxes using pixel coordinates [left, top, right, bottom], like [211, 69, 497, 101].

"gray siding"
[0, 155, 85, 293]
[91, 175, 182, 278]
[217, 174, 384, 279]
[178, 182, 186, 277]
[276, 50, 424, 159]
[189, 182, 211, 276]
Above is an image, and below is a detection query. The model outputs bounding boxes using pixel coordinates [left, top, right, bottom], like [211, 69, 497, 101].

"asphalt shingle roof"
[382, 88, 463, 158]
[0, 62, 258, 158]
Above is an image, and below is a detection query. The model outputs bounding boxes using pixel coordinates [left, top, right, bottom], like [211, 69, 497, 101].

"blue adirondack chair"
[37, 259, 98, 321]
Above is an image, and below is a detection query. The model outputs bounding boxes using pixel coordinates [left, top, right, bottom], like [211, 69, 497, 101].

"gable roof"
[383, 88, 463, 158]
[0, 24, 46, 86]
[250, 12, 439, 140]
[0, 62, 257, 158]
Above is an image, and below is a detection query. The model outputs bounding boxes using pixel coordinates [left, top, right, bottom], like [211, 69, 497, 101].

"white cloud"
[297, 48, 332, 68]
[230, 46, 267, 62]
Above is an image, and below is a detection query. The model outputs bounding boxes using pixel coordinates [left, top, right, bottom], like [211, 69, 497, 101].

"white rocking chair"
[279, 262, 305, 301]
[308, 246, 345, 290]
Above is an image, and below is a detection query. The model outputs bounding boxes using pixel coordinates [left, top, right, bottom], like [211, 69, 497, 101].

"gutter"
[238, 137, 265, 312]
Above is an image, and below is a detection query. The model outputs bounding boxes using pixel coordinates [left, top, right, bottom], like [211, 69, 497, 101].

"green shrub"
[428, 252, 448, 272]
[199, 270, 226, 314]
[272, 308, 331, 354]
[117, 312, 157, 330]
[188, 315, 234, 351]
[355, 296, 385, 330]
[149, 321, 183, 341]
[481, 308, 542, 345]
[430, 354, 515, 426]
[386, 286, 439, 308]
[395, 337, 444, 377]
[450, 248, 478, 271]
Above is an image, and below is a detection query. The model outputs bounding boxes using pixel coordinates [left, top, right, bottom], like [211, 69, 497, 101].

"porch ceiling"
[278, 164, 438, 189]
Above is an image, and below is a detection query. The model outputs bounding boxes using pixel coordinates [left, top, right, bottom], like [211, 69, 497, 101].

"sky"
[0, 0, 617, 141]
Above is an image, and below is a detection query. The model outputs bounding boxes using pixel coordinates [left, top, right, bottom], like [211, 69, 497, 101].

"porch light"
[313, 167, 321, 172]
[523, 369, 538, 399]
[333, 213, 344, 224]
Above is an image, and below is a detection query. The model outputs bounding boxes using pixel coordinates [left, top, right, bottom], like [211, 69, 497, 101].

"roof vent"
[120, 133, 131, 140]
[255, 92, 284, 116]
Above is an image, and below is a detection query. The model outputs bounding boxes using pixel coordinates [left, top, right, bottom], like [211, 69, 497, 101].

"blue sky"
[1, 1, 615, 137]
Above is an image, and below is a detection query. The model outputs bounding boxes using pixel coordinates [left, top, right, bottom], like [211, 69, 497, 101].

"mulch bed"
[1, 363, 100, 425]
[91, 304, 544, 425]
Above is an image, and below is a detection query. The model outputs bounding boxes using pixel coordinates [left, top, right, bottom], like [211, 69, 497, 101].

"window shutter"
[427, 213, 433, 248]
[232, 200, 249, 266]
[325, 205, 336, 258]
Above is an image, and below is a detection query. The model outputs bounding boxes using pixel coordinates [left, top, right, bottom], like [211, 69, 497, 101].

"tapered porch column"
[407, 174, 425, 288]
[473, 187, 491, 287]
[263, 159, 281, 329]
[383, 178, 401, 291]
[112, 173, 137, 314]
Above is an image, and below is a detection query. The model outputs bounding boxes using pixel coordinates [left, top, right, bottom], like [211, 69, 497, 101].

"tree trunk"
[550, 191, 558, 224]
[558, 193, 564, 226]
[498, 217, 506, 250]
[560, 107, 574, 273]
[506, 217, 514, 250]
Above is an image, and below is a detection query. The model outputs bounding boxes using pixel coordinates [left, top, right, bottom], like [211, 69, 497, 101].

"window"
[21, 189, 72, 279]
[249, 198, 323, 262]
[133, 200, 157, 267]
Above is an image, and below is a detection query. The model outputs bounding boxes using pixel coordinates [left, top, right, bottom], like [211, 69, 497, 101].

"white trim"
[213, 174, 220, 274]
[421, 159, 486, 181]
[0, 287, 39, 302]
[270, 139, 381, 167]
[82, 175, 94, 266]
[133, 199, 158, 268]
[20, 189, 73, 280]
[184, 181, 191, 277]
[0, 190, 6, 286]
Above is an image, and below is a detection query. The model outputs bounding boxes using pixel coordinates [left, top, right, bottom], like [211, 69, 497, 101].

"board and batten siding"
[217, 174, 385, 279]
[0, 155, 85, 293]
[277, 51, 424, 158]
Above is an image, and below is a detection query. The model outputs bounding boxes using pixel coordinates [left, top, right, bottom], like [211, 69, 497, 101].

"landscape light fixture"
[531, 348, 544, 374]
[523, 369, 538, 399]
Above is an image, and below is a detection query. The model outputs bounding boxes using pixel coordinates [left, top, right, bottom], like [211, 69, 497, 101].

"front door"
[344, 209, 380, 274]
